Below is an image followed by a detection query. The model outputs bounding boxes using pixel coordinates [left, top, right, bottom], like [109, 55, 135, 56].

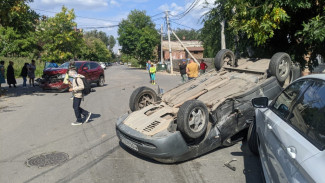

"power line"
[33, 8, 121, 23]
[150, 12, 165, 18]
[170, 20, 198, 30]
[170, 0, 201, 20]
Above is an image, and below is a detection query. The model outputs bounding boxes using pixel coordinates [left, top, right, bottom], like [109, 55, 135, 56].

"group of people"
[179, 58, 208, 83]
[0, 60, 36, 91]
[145, 58, 208, 85]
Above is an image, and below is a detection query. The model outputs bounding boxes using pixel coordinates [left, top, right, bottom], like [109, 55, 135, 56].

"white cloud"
[31, 0, 111, 10]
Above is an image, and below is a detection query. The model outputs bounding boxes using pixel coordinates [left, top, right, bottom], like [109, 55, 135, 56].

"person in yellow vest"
[149, 63, 156, 85]
[186, 58, 199, 80]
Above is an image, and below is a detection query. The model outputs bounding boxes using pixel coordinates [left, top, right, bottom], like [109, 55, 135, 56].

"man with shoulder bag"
[68, 68, 92, 126]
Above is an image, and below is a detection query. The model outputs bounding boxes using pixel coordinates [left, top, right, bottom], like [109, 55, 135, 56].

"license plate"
[121, 137, 138, 151]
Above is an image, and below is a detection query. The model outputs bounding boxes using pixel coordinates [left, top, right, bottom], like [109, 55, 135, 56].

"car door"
[90, 62, 100, 82]
[258, 79, 311, 182]
[80, 62, 91, 81]
[288, 79, 325, 182]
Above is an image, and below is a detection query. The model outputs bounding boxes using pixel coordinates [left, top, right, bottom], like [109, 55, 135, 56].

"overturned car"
[116, 49, 301, 163]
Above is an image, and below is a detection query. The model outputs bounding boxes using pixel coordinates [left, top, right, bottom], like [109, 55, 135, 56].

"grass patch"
[0, 57, 45, 78]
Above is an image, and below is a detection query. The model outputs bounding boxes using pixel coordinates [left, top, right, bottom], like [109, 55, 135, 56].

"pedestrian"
[7, 61, 17, 88]
[0, 61, 5, 92]
[146, 60, 152, 82]
[150, 63, 156, 85]
[186, 58, 199, 80]
[28, 60, 36, 87]
[200, 59, 208, 75]
[68, 68, 92, 126]
[179, 59, 187, 83]
[20, 63, 29, 88]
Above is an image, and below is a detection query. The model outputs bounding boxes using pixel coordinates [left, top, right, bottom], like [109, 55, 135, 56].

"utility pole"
[161, 24, 164, 63]
[165, 11, 173, 74]
[220, 19, 226, 49]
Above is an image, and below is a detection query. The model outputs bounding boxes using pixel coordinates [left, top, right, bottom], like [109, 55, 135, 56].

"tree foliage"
[36, 6, 84, 63]
[118, 10, 159, 66]
[201, 0, 325, 67]
[80, 36, 112, 61]
[166, 28, 201, 41]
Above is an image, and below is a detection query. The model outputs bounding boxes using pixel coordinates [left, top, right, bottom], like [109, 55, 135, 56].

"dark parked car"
[116, 49, 301, 163]
[40, 61, 105, 92]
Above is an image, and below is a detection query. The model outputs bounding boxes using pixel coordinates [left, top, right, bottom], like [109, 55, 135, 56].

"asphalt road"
[0, 64, 263, 183]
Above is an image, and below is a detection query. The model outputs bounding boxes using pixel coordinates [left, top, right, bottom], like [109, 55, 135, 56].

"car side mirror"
[252, 97, 269, 108]
[83, 67, 88, 71]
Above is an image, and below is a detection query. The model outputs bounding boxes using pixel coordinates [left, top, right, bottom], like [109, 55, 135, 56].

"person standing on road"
[179, 59, 187, 83]
[7, 61, 17, 88]
[68, 68, 92, 126]
[0, 61, 6, 93]
[150, 63, 156, 85]
[200, 59, 208, 75]
[20, 63, 29, 88]
[28, 60, 36, 87]
[146, 60, 152, 83]
[186, 58, 199, 80]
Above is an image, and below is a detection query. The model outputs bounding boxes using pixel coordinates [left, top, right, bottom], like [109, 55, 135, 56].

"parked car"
[248, 74, 325, 183]
[99, 62, 106, 70]
[40, 61, 105, 92]
[116, 49, 301, 163]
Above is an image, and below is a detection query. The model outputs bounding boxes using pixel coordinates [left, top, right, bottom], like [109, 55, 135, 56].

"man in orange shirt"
[186, 59, 199, 80]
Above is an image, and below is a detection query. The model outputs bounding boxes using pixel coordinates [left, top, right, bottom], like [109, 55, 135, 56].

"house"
[161, 40, 204, 61]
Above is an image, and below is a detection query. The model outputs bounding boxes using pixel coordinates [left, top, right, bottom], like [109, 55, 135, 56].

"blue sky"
[29, 0, 215, 52]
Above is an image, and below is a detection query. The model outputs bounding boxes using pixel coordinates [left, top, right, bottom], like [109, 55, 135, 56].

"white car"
[99, 62, 106, 70]
[248, 74, 325, 183]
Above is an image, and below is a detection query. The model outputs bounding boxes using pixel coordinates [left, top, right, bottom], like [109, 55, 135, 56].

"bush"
[0, 57, 45, 78]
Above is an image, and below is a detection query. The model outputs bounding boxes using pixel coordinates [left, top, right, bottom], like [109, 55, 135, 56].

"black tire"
[247, 121, 259, 156]
[214, 49, 236, 71]
[177, 100, 208, 139]
[97, 76, 104, 87]
[129, 86, 158, 112]
[282, 64, 302, 87]
[269, 52, 291, 83]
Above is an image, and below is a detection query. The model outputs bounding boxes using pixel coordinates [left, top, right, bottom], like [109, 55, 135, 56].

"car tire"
[247, 121, 259, 156]
[214, 49, 236, 71]
[281, 64, 302, 87]
[269, 52, 291, 83]
[177, 100, 208, 139]
[97, 76, 104, 87]
[129, 86, 158, 112]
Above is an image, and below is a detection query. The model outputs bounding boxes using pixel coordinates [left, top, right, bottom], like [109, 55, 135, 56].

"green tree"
[108, 35, 116, 51]
[84, 30, 109, 46]
[118, 10, 159, 66]
[165, 28, 201, 41]
[0, 0, 39, 34]
[36, 6, 84, 63]
[201, 0, 325, 67]
[80, 36, 112, 61]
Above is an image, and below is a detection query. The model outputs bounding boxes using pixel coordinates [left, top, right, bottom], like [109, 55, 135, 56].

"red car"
[40, 61, 105, 92]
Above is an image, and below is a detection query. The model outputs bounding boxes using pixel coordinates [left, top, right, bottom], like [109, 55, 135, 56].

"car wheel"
[269, 52, 291, 83]
[129, 86, 158, 112]
[177, 100, 208, 139]
[247, 120, 259, 156]
[214, 49, 236, 71]
[97, 76, 104, 87]
[282, 64, 301, 87]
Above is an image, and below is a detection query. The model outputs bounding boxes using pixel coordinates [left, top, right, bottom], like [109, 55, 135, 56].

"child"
[149, 63, 156, 85]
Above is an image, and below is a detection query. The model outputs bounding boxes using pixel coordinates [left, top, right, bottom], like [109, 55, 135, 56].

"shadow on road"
[231, 139, 265, 183]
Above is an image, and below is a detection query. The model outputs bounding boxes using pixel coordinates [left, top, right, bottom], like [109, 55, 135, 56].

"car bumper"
[40, 79, 69, 90]
[116, 113, 190, 163]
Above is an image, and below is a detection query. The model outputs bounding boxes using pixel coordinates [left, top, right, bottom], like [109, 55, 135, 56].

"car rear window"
[289, 80, 325, 150]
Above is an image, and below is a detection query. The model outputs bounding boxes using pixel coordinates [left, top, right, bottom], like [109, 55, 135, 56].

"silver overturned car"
[116, 49, 301, 163]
